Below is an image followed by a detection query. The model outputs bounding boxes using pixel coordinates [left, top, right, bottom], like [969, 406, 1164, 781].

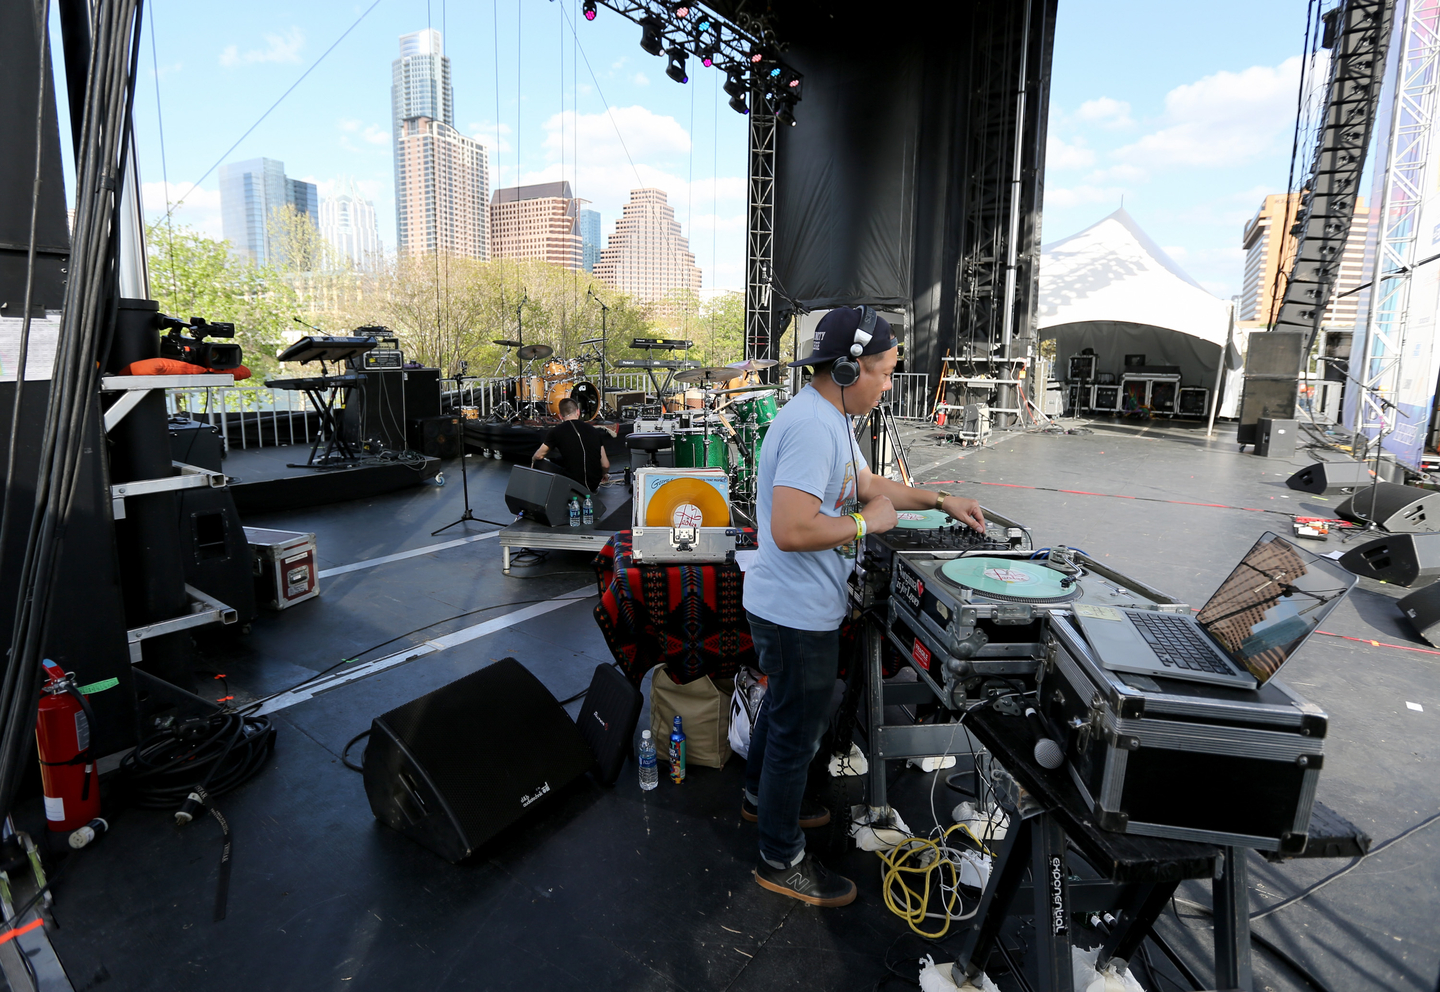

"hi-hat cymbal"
[675, 365, 741, 385]
[726, 358, 779, 372]
[711, 383, 784, 396]
[492, 339, 523, 348]
[517, 344, 554, 361]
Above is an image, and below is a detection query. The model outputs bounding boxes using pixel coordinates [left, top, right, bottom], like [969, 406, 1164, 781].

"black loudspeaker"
[1237, 378, 1299, 445]
[1246, 332, 1306, 376]
[504, 464, 591, 526]
[178, 488, 258, 624]
[1286, 461, 1375, 494]
[411, 415, 461, 458]
[1255, 418, 1297, 458]
[168, 418, 223, 472]
[577, 664, 643, 785]
[1397, 583, 1440, 646]
[1335, 483, 1440, 533]
[1338, 533, 1440, 586]
[362, 658, 594, 862]
[403, 367, 442, 421]
[343, 369, 408, 450]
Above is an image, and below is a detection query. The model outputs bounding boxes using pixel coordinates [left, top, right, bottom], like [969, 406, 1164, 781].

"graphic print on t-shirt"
[832, 460, 856, 511]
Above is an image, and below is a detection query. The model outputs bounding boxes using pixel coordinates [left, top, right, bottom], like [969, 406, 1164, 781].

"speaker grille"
[371, 658, 593, 853]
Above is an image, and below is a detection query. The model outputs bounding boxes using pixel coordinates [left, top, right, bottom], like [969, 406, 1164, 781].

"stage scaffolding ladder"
[745, 99, 777, 365]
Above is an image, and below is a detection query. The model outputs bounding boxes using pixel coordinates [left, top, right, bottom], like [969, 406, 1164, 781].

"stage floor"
[22, 417, 1440, 992]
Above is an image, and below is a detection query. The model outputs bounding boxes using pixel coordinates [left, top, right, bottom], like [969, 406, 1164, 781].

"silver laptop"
[1072, 533, 1356, 689]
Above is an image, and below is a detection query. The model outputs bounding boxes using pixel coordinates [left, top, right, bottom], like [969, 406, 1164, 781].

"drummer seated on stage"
[531, 398, 610, 492]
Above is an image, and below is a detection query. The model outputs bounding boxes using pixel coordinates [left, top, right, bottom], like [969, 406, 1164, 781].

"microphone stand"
[1318, 357, 1400, 537]
[433, 364, 511, 536]
[588, 288, 611, 413]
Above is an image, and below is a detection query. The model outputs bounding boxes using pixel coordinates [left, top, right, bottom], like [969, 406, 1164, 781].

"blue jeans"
[743, 612, 838, 867]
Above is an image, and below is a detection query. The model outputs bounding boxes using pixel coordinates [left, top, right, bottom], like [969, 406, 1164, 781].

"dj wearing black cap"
[742, 306, 985, 907]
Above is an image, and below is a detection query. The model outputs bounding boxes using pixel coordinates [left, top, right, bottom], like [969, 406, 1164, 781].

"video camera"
[158, 314, 244, 371]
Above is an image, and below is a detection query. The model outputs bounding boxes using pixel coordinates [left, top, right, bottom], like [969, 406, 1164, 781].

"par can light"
[582, 0, 596, 20]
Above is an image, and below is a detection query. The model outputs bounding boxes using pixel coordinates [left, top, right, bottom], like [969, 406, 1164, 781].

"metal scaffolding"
[744, 102, 777, 363]
[1354, 0, 1440, 460]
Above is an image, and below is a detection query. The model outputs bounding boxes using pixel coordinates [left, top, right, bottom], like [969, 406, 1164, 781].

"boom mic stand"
[432, 366, 512, 536]
[1317, 357, 1399, 537]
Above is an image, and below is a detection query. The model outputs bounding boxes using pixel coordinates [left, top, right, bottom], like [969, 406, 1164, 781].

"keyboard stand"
[289, 365, 360, 468]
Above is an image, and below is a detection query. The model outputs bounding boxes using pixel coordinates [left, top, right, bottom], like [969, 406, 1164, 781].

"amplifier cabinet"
[1041, 615, 1327, 854]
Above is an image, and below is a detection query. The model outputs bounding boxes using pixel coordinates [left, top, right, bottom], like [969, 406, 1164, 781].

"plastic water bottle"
[637, 730, 658, 791]
[668, 715, 686, 784]
[582, 494, 594, 526]
[568, 496, 581, 527]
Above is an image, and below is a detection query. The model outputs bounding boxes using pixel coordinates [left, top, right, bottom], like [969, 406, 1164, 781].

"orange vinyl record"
[644, 477, 730, 528]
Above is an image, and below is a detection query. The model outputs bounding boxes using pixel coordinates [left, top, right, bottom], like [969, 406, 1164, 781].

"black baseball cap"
[789, 306, 897, 367]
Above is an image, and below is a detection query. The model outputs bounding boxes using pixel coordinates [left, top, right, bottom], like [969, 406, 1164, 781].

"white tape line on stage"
[250, 584, 595, 716]
[318, 530, 499, 579]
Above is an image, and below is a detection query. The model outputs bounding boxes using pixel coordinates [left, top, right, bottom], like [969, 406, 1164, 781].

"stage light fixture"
[695, 14, 712, 32]
[672, 2, 690, 18]
[774, 93, 797, 127]
[749, 49, 764, 64]
[729, 92, 749, 115]
[639, 16, 663, 55]
[699, 45, 716, 67]
[723, 72, 746, 97]
[666, 47, 689, 84]
[582, 0, 596, 20]
[768, 65, 781, 78]
[780, 70, 802, 99]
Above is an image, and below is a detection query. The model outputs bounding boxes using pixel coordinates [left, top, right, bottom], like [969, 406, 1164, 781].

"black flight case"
[1041, 614, 1328, 855]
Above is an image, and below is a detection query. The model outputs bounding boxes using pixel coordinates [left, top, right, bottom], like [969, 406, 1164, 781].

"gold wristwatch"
[933, 490, 951, 511]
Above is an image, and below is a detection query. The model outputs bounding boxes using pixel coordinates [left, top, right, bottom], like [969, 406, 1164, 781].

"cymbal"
[711, 383, 784, 396]
[675, 365, 741, 385]
[726, 358, 779, 372]
[517, 344, 554, 361]
[492, 339, 523, 348]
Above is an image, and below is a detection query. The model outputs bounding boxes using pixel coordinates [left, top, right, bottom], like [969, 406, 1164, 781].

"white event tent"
[1037, 208, 1233, 398]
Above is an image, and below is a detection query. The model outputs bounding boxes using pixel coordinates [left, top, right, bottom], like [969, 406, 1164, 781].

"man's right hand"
[861, 495, 897, 535]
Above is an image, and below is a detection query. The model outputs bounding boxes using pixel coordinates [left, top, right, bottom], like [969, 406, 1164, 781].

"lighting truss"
[1354, 0, 1435, 458]
[587, 0, 802, 114]
[745, 100, 776, 362]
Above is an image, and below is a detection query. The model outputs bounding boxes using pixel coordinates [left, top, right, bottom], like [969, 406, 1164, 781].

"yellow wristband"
[850, 512, 867, 541]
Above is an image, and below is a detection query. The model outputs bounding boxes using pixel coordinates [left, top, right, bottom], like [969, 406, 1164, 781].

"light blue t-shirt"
[742, 385, 867, 631]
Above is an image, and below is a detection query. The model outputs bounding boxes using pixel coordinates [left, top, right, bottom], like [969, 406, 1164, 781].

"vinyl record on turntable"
[937, 556, 1079, 604]
[644, 476, 730, 528]
[893, 509, 950, 529]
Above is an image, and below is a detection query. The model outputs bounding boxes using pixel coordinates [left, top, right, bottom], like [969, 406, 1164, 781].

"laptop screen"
[1194, 532, 1356, 683]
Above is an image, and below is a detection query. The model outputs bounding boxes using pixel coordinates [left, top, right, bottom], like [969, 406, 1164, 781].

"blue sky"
[54, 0, 1320, 298]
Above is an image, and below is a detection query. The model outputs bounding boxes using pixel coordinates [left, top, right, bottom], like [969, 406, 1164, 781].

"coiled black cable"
[121, 712, 276, 810]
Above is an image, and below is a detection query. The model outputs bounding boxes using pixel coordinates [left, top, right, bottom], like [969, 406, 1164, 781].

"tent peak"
[1043, 207, 1209, 293]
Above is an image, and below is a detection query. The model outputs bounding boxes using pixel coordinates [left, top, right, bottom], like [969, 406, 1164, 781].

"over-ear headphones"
[830, 305, 877, 388]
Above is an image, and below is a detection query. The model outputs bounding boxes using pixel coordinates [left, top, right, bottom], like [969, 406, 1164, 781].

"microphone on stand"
[293, 316, 324, 334]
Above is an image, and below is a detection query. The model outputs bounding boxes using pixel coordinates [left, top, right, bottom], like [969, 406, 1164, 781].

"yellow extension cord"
[877, 822, 995, 939]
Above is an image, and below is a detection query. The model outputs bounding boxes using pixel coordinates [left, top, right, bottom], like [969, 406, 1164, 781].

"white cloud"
[1076, 97, 1134, 129]
[1047, 135, 1094, 170]
[1114, 57, 1303, 169]
[466, 121, 512, 155]
[1043, 185, 1126, 210]
[1084, 163, 1147, 184]
[220, 28, 304, 68]
[338, 119, 390, 146]
[632, 72, 651, 86]
[141, 181, 224, 239]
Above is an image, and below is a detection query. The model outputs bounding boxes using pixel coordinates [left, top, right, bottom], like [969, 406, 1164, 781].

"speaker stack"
[1335, 483, 1440, 533]
[1398, 584, 1440, 647]
[1286, 461, 1375, 495]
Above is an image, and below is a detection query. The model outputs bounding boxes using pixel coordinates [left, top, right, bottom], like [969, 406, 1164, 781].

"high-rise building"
[392, 29, 454, 254]
[396, 117, 489, 259]
[320, 179, 382, 269]
[580, 208, 602, 273]
[218, 157, 318, 265]
[594, 188, 702, 302]
[489, 182, 585, 270]
[1239, 192, 1369, 327]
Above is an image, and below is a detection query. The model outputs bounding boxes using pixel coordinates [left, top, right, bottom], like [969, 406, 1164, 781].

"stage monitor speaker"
[1335, 483, 1440, 533]
[179, 488, 258, 625]
[1398, 582, 1440, 646]
[1286, 461, 1375, 494]
[1237, 378, 1299, 445]
[168, 418, 223, 472]
[411, 415, 461, 458]
[1246, 332, 1306, 376]
[1338, 533, 1440, 586]
[504, 465, 591, 526]
[362, 658, 594, 862]
[1255, 418, 1297, 458]
[576, 664, 643, 786]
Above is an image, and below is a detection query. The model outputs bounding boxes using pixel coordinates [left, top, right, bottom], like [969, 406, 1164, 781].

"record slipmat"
[893, 508, 950, 529]
[937, 556, 1079, 604]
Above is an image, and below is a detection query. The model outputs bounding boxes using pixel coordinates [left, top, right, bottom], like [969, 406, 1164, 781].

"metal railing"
[166, 384, 318, 452]
[888, 373, 931, 420]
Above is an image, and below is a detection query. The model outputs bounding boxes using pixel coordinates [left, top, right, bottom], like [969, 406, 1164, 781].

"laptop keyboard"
[1130, 611, 1238, 676]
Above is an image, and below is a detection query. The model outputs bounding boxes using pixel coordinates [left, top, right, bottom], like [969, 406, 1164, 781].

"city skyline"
[217, 157, 316, 266]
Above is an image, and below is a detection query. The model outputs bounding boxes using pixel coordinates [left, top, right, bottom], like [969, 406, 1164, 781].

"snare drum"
[672, 429, 730, 470]
[516, 375, 547, 401]
[662, 389, 705, 413]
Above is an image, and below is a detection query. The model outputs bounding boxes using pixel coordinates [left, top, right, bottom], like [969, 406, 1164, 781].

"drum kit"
[490, 337, 607, 421]
[653, 358, 784, 503]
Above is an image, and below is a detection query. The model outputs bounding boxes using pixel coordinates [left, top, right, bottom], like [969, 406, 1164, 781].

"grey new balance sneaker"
[753, 854, 857, 907]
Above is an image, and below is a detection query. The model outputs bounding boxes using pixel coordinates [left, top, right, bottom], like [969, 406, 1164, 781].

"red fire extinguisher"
[35, 659, 100, 833]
